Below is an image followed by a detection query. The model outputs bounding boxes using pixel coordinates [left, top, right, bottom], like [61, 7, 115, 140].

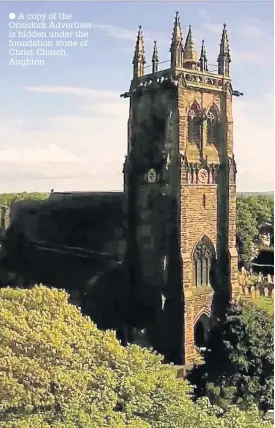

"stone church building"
[121, 12, 240, 366]
[0, 12, 241, 369]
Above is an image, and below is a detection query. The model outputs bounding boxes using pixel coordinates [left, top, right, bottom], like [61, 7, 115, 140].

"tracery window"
[194, 236, 215, 287]
[188, 103, 201, 147]
[206, 106, 220, 145]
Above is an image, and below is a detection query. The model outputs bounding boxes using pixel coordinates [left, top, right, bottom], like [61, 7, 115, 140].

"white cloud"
[0, 87, 129, 193]
[90, 23, 168, 47]
[0, 144, 82, 164]
[202, 22, 222, 35]
[90, 23, 139, 42]
[233, 96, 273, 191]
[199, 18, 273, 65]
[197, 9, 211, 21]
[202, 18, 272, 41]
[0, 85, 273, 193]
[231, 50, 262, 63]
[23, 86, 119, 100]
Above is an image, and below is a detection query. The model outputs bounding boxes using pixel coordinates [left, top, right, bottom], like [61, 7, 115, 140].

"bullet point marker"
[9, 13, 16, 20]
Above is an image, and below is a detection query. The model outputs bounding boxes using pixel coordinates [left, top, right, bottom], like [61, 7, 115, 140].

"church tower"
[121, 13, 240, 367]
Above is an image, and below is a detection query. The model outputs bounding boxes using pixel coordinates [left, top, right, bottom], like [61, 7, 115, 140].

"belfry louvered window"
[188, 104, 201, 147]
[207, 106, 220, 145]
[194, 237, 215, 287]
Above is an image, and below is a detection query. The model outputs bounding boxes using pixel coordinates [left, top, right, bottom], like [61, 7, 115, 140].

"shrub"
[189, 302, 274, 412]
[0, 286, 271, 427]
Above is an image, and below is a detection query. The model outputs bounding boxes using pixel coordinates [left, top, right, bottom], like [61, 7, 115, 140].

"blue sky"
[0, 1, 273, 192]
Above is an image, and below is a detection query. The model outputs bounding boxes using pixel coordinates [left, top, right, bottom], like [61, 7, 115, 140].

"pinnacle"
[200, 40, 207, 59]
[132, 26, 146, 77]
[183, 25, 197, 63]
[199, 39, 208, 71]
[152, 40, 159, 73]
[217, 24, 231, 76]
[219, 23, 230, 56]
[170, 11, 183, 50]
[133, 26, 145, 62]
[152, 40, 159, 61]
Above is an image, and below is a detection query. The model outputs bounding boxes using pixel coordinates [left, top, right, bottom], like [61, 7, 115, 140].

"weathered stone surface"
[125, 55, 238, 365]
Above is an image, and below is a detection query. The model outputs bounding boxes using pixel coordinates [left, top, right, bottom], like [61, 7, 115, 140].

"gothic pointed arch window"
[194, 236, 215, 287]
[188, 103, 201, 147]
[206, 105, 220, 146]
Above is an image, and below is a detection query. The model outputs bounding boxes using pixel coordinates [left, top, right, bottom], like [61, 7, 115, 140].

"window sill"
[192, 285, 213, 295]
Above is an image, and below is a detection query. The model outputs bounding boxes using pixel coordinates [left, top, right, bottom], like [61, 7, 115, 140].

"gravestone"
[264, 287, 269, 298]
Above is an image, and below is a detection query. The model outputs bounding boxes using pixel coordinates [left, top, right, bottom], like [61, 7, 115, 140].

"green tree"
[0, 192, 48, 208]
[236, 194, 274, 265]
[189, 302, 274, 412]
[0, 286, 271, 427]
[236, 197, 258, 265]
[0, 192, 49, 230]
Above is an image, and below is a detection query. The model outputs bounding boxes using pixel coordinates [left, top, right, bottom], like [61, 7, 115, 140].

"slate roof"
[9, 191, 127, 259]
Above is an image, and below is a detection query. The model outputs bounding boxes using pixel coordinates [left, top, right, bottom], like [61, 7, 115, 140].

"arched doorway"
[194, 313, 211, 348]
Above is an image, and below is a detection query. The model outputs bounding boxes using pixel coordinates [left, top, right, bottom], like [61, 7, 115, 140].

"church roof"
[252, 248, 274, 266]
[48, 190, 124, 200]
[9, 191, 127, 259]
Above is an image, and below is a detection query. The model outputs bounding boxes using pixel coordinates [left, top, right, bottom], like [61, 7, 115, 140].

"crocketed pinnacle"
[218, 24, 230, 56]
[152, 40, 159, 73]
[171, 11, 182, 45]
[170, 11, 184, 68]
[183, 25, 197, 64]
[199, 39, 208, 71]
[217, 24, 231, 76]
[133, 25, 146, 78]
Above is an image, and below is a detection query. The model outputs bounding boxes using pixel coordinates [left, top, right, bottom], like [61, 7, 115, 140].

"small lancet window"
[188, 104, 201, 147]
[194, 237, 215, 287]
[202, 194, 206, 208]
[207, 106, 220, 145]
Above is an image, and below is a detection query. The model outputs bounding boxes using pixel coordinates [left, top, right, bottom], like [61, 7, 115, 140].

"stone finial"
[170, 11, 184, 69]
[217, 24, 231, 76]
[199, 39, 208, 71]
[183, 25, 198, 68]
[133, 25, 146, 78]
[152, 40, 159, 73]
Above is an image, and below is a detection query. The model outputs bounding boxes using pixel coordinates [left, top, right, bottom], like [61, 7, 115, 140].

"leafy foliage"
[0, 286, 271, 427]
[240, 296, 274, 315]
[0, 192, 48, 208]
[236, 195, 274, 265]
[189, 302, 274, 412]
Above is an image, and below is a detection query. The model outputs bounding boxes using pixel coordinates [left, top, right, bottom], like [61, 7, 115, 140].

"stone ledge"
[181, 184, 218, 188]
[184, 285, 214, 298]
